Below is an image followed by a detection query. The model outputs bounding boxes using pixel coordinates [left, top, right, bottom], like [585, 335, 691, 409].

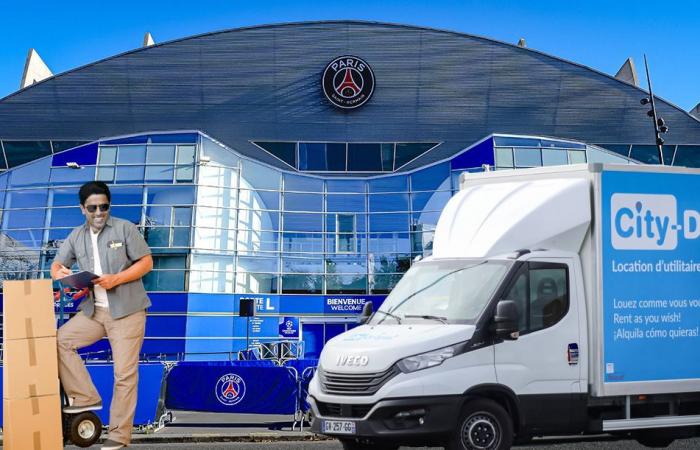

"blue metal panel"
[451, 138, 495, 170]
[51, 142, 98, 167]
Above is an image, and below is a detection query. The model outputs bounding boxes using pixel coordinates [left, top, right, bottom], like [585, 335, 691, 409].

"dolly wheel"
[67, 411, 103, 447]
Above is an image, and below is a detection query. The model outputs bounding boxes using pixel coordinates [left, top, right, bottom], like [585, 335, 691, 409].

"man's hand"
[53, 264, 72, 280]
[93, 274, 121, 291]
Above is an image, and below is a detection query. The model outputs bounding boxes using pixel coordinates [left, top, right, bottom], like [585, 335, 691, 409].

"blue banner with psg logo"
[164, 361, 298, 414]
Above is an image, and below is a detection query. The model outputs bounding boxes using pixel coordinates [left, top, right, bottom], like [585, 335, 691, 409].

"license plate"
[322, 419, 356, 435]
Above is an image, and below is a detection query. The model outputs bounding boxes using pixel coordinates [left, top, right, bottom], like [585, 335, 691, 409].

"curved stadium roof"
[1, 20, 699, 172]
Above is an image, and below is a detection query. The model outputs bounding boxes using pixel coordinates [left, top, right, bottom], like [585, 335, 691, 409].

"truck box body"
[309, 164, 700, 448]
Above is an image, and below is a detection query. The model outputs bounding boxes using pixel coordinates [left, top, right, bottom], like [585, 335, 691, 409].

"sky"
[1, 0, 699, 111]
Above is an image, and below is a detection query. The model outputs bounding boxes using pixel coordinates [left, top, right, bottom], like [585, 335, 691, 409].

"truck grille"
[318, 366, 399, 396]
[316, 401, 373, 418]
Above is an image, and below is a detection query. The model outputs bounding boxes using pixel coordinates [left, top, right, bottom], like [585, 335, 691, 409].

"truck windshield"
[369, 259, 510, 325]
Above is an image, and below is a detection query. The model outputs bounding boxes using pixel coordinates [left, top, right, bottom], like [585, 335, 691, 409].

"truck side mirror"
[494, 300, 519, 340]
[358, 301, 373, 324]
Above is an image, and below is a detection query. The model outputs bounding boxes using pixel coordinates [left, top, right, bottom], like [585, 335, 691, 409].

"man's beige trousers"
[58, 307, 146, 445]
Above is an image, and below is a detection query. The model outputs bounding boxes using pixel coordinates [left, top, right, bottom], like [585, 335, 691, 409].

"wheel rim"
[77, 419, 96, 439]
[461, 413, 500, 449]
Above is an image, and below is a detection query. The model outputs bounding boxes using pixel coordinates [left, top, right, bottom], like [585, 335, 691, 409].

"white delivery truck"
[308, 164, 700, 449]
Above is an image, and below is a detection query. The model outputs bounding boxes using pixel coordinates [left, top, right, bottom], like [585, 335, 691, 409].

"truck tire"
[633, 430, 675, 448]
[339, 438, 399, 450]
[445, 398, 513, 450]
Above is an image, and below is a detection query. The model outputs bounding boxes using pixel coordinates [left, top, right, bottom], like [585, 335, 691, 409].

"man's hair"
[78, 181, 111, 205]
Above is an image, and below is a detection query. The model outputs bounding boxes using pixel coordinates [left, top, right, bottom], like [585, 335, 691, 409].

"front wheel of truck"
[445, 398, 513, 450]
[339, 438, 399, 450]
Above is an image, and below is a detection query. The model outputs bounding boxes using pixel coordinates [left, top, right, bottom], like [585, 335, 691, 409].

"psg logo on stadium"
[322, 56, 375, 109]
[215, 373, 246, 406]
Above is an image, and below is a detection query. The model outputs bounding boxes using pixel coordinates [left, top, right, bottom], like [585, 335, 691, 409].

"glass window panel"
[115, 165, 145, 183]
[99, 146, 117, 165]
[236, 272, 278, 294]
[327, 194, 365, 212]
[495, 147, 514, 167]
[145, 165, 174, 182]
[326, 255, 366, 274]
[110, 206, 142, 224]
[283, 213, 322, 232]
[51, 188, 79, 207]
[9, 158, 51, 187]
[282, 232, 324, 253]
[411, 231, 435, 253]
[202, 136, 240, 168]
[143, 255, 187, 291]
[673, 146, 700, 167]
[282, 256, 324, 273]
[255, 142, 296, 167]
[284, 193, 323, 212]
[194, 227, 236, 252]
[493, 136, 539, 147]
[369, 193, 409, 213]
[176, 145, 195, 165]
[238, 189, 279, 211]
[325, 143, 347, 171]
[49, 166, 96, 186]
[7, 189, 48, 208]
[394, 143, 436, 169]
[380, 143, 394, 172]
[596, 144, 631, 157]
[370, 274, 403, 294]
[411, 211, 441, 228]
[630, 145, 661, 165]
[240, 159, 281, 190]
[145, 227, 170, 247]
[147, 145, 176, 164]
[111, 186, 143, 206]
[568, 150, 587, 164]
[368, 175, 408, 193]
[284, 173, 323, 192]
[282, 274, 322, 294]
[175, 165, 194, 183]
[368, 232, 411, 253]
[3, 141, 52, 168]
[96, 167, 115, 182]
[369, 253, 412, 274]
[145, 206, 171, 226]
[369, 214, 409, 232]
[238, 208, 280, 232]
[197, 184, 237, 209]
[326, 179, 365, 193]
[6, 210, 46, 229]
[48, 228, 71, 242]
[237, 229, 279, 253]
[326, 214, 367, 233]
[117, 145, 146, 164]
[514, 148, 542, 167]
[49, 207, 83, 228]
[347, 144, 382, 171]
[326, 273, 367, 294]
[172, 228, 190, 247]
[541, 149, 569, 166]
[410, 163, 450, 191]
[411, 191, 451, 212]
[52, 141, 89, 153]
[299, 143, 328, 171]
[189, 254, 235, 293]
[587, 149, 631, 164]
[1, 230, 43, 249]
[196, 206, 236, 229]
[146, 185, 194, 205]
[173, 207, 192, 226]
[539, 139, 586, 149]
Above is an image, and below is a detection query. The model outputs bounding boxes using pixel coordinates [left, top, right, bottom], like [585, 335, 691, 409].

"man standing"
[51, 181, 153, 450]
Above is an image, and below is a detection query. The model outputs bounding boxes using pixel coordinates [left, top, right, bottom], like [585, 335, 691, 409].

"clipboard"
[59, 271, 99, 289]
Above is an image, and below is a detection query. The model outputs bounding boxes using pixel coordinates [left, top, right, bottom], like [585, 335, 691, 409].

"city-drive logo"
[215, 373, 246, 406]
[322, 56, 375, 109]
[611, 193, 700, 250]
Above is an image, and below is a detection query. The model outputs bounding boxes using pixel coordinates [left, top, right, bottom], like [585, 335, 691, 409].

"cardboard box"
[3, 394, 62, 450]
[3, 279, 56, 340]
[3, 336, 59, 399]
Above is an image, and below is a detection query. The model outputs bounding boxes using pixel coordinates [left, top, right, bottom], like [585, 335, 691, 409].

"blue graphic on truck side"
[603, 170, 700, 383]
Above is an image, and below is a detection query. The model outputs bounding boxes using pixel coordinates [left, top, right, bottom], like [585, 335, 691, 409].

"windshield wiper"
[404, 314, 448, 324]
[374, 310, 403, 324]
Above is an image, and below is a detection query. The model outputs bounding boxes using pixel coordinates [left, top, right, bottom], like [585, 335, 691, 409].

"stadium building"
[1, 21, 700, 360]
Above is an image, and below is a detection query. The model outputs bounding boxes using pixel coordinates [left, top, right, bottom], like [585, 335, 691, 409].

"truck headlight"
[396, 344, 458, 373]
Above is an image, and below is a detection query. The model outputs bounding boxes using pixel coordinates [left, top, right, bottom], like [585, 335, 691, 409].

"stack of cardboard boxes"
[3, 279, 62, 450]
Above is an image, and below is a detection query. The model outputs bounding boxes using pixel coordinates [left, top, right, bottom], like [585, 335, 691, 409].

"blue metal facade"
[0, 21, 698, 360]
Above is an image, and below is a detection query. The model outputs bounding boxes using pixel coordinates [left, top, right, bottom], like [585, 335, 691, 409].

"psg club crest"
[215, 373, 246, 406]
[322, 56, 375, 109]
